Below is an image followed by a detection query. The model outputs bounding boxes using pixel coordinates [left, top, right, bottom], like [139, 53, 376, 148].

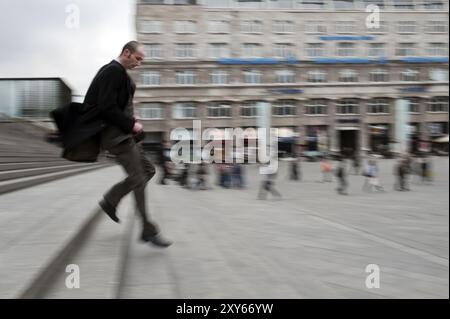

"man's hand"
[133, 121, 144, 134]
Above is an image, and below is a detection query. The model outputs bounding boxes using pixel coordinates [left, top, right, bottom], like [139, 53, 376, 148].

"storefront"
[368, 124, 390, 155]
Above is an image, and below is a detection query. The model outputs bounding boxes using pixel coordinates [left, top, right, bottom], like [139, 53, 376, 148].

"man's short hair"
[121, 41, 140, 55]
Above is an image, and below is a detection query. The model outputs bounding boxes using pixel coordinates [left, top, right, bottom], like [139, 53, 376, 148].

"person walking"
[85, 41, 172, 247]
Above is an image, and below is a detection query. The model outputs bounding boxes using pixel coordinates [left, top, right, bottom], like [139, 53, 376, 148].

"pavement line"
[298, 207, 449, 268]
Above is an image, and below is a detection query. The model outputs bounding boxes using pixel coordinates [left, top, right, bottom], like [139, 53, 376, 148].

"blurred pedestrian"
[320, 157, 332, 182]
[258, 172, 281, 200]
[335, 157, 348, 195]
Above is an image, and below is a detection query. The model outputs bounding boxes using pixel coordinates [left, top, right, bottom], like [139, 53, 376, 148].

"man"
[84, 41, 172, 247]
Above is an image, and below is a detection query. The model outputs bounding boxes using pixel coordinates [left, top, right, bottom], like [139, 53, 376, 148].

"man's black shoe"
[99, 198, 120, 223]
[141, 232, 173, 248]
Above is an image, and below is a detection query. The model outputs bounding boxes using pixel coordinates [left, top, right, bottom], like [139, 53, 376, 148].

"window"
[367, 98, 389, 114]
[304, 21, 327, 34]
[276, 70, 296, 83]
[393, 0, 415, 10]
[301, 0, 325, 9]
[397, 21, 417, 33]
[273, 20, 295, 33]
[208, 43, 230, 58]
[306, 43, 325, 57]
[176, 70, 196, 85]
[305, 100, 328, 115]
[243, 69, 262, 84]
[139, 20, 162, 33]
[429, 69, 449, 81]
[335, 21, 356, 34]
[208, 102, 231, 117]
[339, 69, 358, 82]
[174, 20, 196, 33]
[242, 43, 263, 58]
[427, 97, 449, 112]
[208, 20, 230, 33]
[336, 99, 359, 114]
[240, 102, 259, 117]
[368, 43, 385, 57]
[423, 0, 444, 9]
[274, 43, 296, 58]
[367, 21, 388, 34]
[139, 103, 164, 119]
[401, 69, 419, 81]
[308, 70, 327, 83]
[333, 0, 355, 9]
[175, 44, 196, 59]
[273, 101, 296, 116]
[173, 102, 197, 119]
[241, 20, 263, 33]
[143, 44, 162, 59]
[337, 42, 356, 57]
[396, 43, 416, 56]
[426, 43, 448, 56]
[211, 70, 229, 85]
[141, 71, 160, 85]
[406, 98, 420, 113]
[425, 21, 447, 33]
[369, 69, 389, 82]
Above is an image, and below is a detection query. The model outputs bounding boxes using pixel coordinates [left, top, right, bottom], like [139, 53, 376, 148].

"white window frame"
[397, 21, 417, 34]
[304, 21, 327, 34]
[208, 43, 230, 59]
[139, 20, 162, 34]
[406, 97, 420, 113]
[173, 102, 197, 119]
[276, 70, 296, 83]
[369, 69, 389, 82]
[141, 71, 161, 86]
[429, 68, 449, 81]
[240, 102, 260, 117]
[401, 69, 420, 81]
[336, 99, 359, 115]
[427, 97, 449, 113]
[174, 20, 197, 34]
[274, 43, 296, 59]
[335, 21, 356, 34]
[337, 42, 356, 57]
[143, 44, 162, 60]
[272, 20, 295, 34]
[241, 20, 263, 34]
[210, 70, 229, 85]
[367, 98, 390, 114]
[368, 43, 386, 57]
[367, 21, 388, 34]
[308, 70, 327, 83]
[138, 103, 164, 120]
[175, 70, 196, 85]
[426, 43, 448, 56]
[272, 101, 296, 117]
[306, 43, 325, 57]
[396, 43, 416, 57]
[424, 21, 447, 33]
[243, 69, 262, 84]
[305, 100, 328, 115]
[207, 102, 232, 118]
[175, 43, 196, 59]
[242, 43, 263, 58]
[339, 69, 358, 82]
[207, 20, 230, 34]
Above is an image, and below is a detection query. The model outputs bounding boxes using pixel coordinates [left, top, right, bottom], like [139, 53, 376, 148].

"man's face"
[124, 46, 145, 70]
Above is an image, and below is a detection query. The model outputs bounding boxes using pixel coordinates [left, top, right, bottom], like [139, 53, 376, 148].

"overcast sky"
[0, 0, 135, 96]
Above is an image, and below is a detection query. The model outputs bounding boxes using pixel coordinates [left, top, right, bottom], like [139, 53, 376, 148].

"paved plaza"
[0, 156, 448, 298]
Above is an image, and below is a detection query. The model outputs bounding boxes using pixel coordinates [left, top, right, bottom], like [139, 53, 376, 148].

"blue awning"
[319, 36, 375, 41]
[218, 58, 299, 65]
[399, 57, 449, 63]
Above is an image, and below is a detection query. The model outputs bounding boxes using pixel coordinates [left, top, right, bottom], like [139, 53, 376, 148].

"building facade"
[133, 0, 449, 156]
[0, 78, 72, 119]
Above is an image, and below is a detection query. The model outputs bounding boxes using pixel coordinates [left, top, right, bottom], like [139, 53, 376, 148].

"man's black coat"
[51, 60, 136, 162]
